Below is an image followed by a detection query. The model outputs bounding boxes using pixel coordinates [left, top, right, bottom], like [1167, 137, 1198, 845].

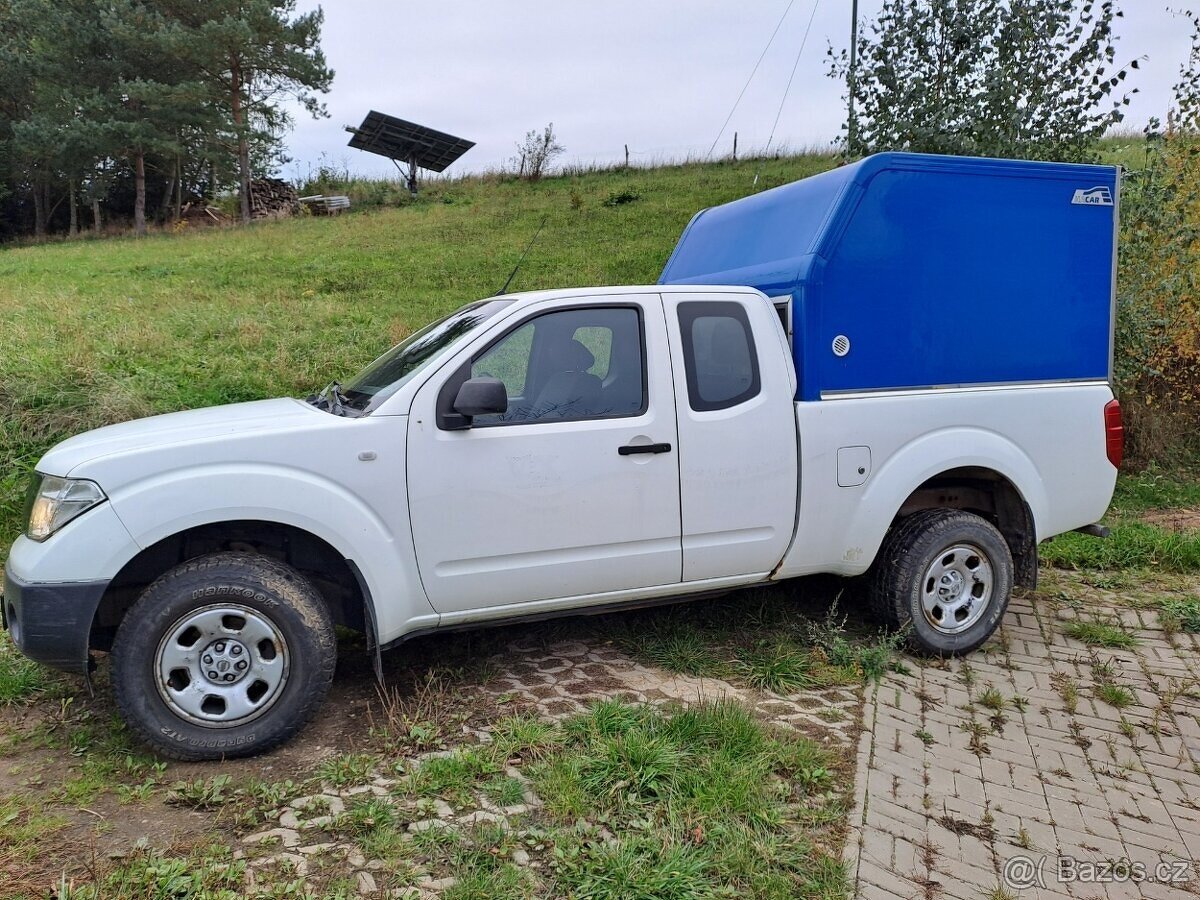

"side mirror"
[453, 377, 508, 419]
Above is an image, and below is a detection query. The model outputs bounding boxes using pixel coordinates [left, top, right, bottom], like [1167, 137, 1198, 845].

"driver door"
[405, 295, 683, 614]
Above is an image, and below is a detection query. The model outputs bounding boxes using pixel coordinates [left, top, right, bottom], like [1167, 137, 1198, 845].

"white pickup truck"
[3, 153, 1123, 758]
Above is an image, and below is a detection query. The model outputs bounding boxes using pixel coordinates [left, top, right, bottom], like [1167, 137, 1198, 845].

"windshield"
[338, 299, 513, 413]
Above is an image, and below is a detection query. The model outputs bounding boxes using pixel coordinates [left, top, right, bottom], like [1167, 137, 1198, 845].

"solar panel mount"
[346, 111, 475, 196]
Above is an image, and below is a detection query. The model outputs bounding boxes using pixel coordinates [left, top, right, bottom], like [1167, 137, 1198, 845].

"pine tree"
[168, 0, 333, 222]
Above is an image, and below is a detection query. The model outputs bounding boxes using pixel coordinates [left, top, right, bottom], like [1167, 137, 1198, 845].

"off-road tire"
[111, 552, 336, 760]
[869, 509, 1013, 656]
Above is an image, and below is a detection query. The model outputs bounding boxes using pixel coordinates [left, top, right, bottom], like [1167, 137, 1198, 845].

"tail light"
[1104, 399, 1124, 469]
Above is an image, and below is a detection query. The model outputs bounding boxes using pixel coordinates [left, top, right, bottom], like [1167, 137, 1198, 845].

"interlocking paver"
[845, 573, 1200, 899]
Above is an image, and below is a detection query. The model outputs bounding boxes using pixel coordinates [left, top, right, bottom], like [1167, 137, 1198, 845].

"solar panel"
[345, 111, 474, 173]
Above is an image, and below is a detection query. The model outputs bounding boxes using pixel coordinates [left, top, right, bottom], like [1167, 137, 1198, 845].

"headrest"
[546, 338, 595, 372]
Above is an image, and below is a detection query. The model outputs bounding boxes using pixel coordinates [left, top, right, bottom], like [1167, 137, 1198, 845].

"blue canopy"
[660, 153, 1118, 401]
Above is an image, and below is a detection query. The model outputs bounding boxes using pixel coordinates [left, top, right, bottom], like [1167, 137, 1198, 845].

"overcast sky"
[284, 1, 1195, 181]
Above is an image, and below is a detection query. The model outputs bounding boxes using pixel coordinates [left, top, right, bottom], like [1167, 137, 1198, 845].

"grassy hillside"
[0, 155, 840, 559]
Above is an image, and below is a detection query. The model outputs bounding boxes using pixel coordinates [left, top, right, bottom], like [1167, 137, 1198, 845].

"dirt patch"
[1142, 506, 1200, 531]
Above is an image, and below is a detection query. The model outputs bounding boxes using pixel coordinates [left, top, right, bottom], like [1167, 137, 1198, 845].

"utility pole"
[848, 0, 860, 154]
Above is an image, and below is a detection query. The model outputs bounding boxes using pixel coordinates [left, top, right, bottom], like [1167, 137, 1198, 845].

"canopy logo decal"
[1071, 186, 1114, 207]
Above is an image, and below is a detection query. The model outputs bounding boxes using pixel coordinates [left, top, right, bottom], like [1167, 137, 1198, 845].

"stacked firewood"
[248, 178, 301, 219]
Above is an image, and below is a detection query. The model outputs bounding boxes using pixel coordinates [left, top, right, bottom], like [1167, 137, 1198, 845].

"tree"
[1114, 11, 1200, 459]
[511, 123, 565, 181]
[173, 0, 333, 222]
[827, 0, 1139, 162]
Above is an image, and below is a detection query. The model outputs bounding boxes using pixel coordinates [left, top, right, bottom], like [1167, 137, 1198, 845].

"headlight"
[25, 474, 107, 542]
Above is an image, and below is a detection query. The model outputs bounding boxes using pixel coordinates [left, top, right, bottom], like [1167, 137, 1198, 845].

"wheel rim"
[155, 603, 290, 728]
[920, 543, 994, 635]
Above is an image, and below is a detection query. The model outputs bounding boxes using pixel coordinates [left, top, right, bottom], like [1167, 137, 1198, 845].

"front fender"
[106, 463, 433, 641]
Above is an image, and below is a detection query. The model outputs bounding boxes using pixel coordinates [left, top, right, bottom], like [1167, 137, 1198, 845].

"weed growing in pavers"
[331, 796, 413, 862]
[405, 748, 499, 806]
[1063, 621, 1139, 649]
[1095, 684, 1136, 709]
[1053, 673, 1080, 713]
[54, 844, 248, 899]
[958, 662, 977, 690]
[735, 640, 818, 693]
[978, 686, 1006, 712]
[165, 777, 232, 811]
[915, 729, 935, 746]
[489, 713, 561, 763]
[1160, 598, 1200, 632]
[960, 721, 991, 755]
[443, 862, 534, 900]
[316, 751, 378, 787]
[1091, 656, 1119, 682]
[625, 621, 727, 678]
[482, 774, 526, 807]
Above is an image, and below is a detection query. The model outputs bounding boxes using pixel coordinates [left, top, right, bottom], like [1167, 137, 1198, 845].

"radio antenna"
[496, 216, 549, 296]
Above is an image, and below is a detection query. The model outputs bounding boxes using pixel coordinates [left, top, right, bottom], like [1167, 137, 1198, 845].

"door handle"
[618, 442, 672, 456]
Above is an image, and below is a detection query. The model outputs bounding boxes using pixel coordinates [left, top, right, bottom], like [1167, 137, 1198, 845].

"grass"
[1062, 620, 1139, 649]
[612, 586, 898, 695]
[736, 640, 819, 693]
[316, 751, 378, 787]
[1042, 523, 1200, 573]
[0, 633, 62, 704]
[1043, 460, 1200, 574]
[0, 152, 840, 562]
[533, 699, 846, 898]
[57, 844, 247, 899]
[405, 748, 500, 807]
[1159, 598, 1200, 633]
[1108, 463, 1200, 515]
[1095, 683, 1136, 709]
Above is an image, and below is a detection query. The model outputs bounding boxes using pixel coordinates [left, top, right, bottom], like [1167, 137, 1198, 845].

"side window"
[473, 321, 533, 398]
[468, 306, 645, 426]
[677, 301, 761, 412]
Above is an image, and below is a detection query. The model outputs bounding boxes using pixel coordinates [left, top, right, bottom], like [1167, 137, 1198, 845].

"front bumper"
[2, 567, 109, 674]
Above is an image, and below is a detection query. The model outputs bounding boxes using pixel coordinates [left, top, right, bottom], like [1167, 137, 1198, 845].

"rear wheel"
[870, 509, 1013, 656]
[111, 552, 336, 760]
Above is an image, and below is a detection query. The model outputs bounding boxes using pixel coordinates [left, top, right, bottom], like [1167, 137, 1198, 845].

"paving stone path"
[845, 578, 1200, 900]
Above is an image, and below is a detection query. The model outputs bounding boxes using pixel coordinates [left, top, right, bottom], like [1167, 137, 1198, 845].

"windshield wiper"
[308, 381, 351, 416]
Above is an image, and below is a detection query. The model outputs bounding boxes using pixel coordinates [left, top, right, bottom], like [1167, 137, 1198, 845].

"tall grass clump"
[533, 699, 846, 898]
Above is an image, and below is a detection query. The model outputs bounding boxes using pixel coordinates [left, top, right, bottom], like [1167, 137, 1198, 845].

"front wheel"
[111, 552, 336, 760]
[870, 509, 1014, 656]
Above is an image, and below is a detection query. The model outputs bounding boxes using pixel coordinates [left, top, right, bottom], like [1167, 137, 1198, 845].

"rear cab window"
[677, 301, 761, 411]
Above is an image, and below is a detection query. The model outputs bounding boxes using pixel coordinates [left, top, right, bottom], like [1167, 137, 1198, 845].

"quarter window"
[678, 301, 761, 411]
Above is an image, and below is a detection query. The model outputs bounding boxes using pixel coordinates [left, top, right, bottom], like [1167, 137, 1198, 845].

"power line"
[754, 0, 823, 187]
[707, 0, 799, 160]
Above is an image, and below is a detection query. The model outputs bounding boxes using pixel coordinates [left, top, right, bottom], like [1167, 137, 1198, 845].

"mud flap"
[347, 560, 384, 684]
